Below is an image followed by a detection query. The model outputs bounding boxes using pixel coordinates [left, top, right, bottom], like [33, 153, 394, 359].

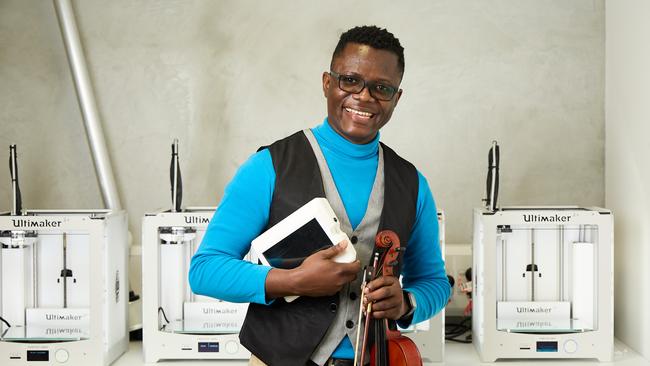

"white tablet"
[251, 197, 356, 302]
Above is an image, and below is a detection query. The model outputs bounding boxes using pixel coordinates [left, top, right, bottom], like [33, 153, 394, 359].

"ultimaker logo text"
[516, 306, 552, 314]
[184, 216, 210, 224]
[12, 219, 62, 228]
[46, 328, 84, 336]
[45, 314, 83, 320]
[45, 314, 84, 321]
[522, 214, 571, 223]
[202, 308, 238, 315]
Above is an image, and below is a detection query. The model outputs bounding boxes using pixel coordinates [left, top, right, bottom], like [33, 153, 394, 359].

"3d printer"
[0, 146, 128, 365]
[141, 141, 249, 362]
[472, 142, 613, 361]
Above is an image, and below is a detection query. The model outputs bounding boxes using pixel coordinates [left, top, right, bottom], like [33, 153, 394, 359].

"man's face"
[322, 43, 403, 144]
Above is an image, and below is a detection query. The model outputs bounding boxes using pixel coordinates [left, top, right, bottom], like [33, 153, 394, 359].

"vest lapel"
[303, 129, 385, 364]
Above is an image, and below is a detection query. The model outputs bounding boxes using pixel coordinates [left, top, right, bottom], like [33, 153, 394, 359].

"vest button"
[349, 292, 357, 300]
[350, 236, 358, 244]
[346, 320, 354, 329]
[329, 303, 337, 313]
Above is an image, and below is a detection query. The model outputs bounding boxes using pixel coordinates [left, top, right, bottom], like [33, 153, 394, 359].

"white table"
[114, 339, 649, 365]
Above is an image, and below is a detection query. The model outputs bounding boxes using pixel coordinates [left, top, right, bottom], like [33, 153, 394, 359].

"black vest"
[239, 131, 419, 366]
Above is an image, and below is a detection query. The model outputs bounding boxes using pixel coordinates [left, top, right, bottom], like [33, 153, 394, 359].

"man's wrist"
[400, 290, 416, 320]
[265, 268, 298, 298]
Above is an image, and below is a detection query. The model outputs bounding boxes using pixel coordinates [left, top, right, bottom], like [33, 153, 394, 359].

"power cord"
[158, 307, 170, 331]
[445, 316, 472, 343]
[0, 316, 11, 328]
[446, 267, 473, 344]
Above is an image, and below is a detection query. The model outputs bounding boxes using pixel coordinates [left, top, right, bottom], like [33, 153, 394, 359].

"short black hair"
[331, 26, 405, 77]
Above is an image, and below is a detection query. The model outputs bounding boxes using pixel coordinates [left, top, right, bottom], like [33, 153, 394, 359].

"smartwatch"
[401, 290, 417, 319]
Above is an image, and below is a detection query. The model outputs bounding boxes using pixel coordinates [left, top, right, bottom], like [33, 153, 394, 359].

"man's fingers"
[319, 241, 347, 259]
[365, 276, 395, 291]
[364, 297, 402, 320]
[365, 277, 397, 296]
[341, 260, 361, 273]
[335, 261, 360, 284]
[364, 286, 394, 303]
[371, 309, 399, 320]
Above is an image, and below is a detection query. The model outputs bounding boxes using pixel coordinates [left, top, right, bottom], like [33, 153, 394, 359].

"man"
[189, 25, 450, 366]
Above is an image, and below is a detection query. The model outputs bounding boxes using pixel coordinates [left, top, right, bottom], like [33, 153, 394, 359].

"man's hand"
[266, 241, 360, 298]
[363, 276, 407, 320]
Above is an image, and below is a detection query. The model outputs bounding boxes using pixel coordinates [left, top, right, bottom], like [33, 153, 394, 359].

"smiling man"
[324, 41, 403, 144]
[189, 26, 450, 366]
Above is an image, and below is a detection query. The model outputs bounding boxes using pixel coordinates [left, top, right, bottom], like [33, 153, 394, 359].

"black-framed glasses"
[329, 71, 399, 101]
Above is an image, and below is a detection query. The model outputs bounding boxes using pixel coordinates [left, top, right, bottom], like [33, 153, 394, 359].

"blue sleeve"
[188, 149, 275, 304]
[399, 171, 451, 326]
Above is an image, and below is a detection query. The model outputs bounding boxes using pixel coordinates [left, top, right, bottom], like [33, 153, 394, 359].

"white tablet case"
[251, 197, 356, 302]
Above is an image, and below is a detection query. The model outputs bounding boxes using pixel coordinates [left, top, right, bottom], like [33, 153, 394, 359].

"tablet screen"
[262, 218, 332, 269]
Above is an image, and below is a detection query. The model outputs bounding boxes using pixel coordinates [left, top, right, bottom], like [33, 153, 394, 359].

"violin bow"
[353, 266, 369, 366]
[357, 252, 379, 366]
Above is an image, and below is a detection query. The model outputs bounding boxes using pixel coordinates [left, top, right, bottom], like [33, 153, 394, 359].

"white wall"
[3, 2, 645, 353]
[606, 0, 650, 359]
[0, 0, 605, 245]
[0, 0, 607, 301]
[0, 0, 618, 348]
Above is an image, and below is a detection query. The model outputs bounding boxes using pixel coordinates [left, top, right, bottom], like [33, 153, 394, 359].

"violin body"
[386, 332, 423, 366]
[369, 326, 422, 366]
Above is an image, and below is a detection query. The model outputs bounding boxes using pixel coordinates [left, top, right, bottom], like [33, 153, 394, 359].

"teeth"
[345, 107, 373, 117]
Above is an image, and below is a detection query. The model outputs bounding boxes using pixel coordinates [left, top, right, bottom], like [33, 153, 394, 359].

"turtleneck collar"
[312, 118, 379, 160]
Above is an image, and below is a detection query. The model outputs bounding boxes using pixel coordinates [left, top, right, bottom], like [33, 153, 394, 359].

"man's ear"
[322, 72, 330, 98]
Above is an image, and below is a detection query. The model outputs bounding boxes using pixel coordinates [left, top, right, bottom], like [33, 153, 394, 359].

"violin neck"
[373, 318, 389, 365]
[385, 325, 402, 339]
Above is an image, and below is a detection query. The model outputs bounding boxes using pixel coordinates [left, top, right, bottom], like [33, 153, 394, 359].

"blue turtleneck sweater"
[189, 119, 449, 359]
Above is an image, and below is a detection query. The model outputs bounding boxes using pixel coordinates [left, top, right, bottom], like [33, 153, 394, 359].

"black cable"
[446, 329, 472, 343]
[157, 307, 171, 331]
[170, 142, 183, 212]
[446, 317, 471, 327]
[0, 316, 11, 328]
[445, 316, 471, 343]
[445, 317, 471, 333]
[445, 324, 469, 333]
[446, 337, 472, 344]
[445, 323, 469, 334]
[9, 145, 22, 215]
[445, 328, 470, 339]
[158, 307, 170, 324]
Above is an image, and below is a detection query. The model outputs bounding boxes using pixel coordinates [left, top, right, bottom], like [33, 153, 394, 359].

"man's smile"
[344, 106, 376, 120]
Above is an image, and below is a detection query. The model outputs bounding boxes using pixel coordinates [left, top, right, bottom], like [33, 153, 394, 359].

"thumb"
[320, 240, 347, 259]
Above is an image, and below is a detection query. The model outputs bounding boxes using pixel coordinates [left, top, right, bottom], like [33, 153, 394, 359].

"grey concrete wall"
[1, 0, 604, 247]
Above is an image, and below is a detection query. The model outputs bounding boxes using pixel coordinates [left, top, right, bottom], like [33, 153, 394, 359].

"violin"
[357, 230, 423, 366]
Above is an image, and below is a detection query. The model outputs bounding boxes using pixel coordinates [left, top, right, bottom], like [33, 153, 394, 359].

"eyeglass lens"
[333, 72, 397, 101]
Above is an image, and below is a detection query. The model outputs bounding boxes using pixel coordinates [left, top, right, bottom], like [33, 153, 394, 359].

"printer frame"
[0, 209, 128, 366]
[142, 208, 250, 363]
[472, 206, 613, 361]
[402, 211, 445, 363]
